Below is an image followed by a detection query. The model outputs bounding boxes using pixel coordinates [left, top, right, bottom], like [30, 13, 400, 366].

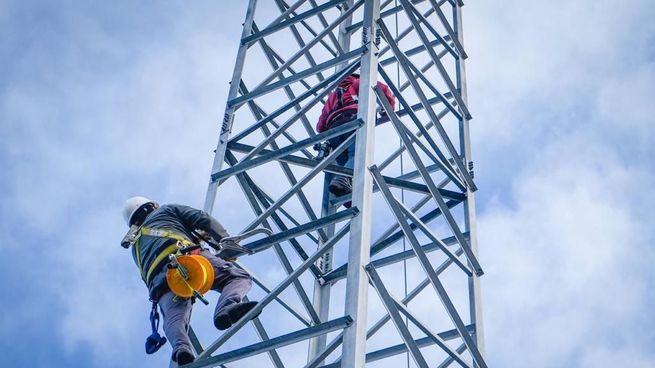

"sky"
[1, 0, 654, 367]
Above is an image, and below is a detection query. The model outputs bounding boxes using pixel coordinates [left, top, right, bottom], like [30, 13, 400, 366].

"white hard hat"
[122, 196, 155, 226]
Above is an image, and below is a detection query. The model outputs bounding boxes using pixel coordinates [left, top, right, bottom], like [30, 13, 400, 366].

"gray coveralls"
[156, 250, 251, 357]
[131, 204, 252, 358]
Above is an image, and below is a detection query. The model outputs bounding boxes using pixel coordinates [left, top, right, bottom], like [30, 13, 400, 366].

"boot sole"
[214, 301, 260, 331]
[176, 350, 195, 366]
[329, 184, 352, 198]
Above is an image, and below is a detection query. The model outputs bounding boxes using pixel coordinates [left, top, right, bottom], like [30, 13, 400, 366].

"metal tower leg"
[341, 1, 380, 366]
[454, 1, 486, 358]
[307, 2, 354, 362]
[307, 180, 336, 363]
[204, 0, 258, 213]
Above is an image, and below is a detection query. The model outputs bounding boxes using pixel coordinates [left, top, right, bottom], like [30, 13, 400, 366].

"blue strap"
[145, 301, 167, 354]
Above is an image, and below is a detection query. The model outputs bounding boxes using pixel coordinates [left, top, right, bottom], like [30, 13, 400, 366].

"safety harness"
[123, 226, 270, 355]
[133, 227, 196, 285]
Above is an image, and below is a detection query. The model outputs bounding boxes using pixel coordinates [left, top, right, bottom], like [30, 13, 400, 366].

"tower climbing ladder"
[186, 1, 487, 367]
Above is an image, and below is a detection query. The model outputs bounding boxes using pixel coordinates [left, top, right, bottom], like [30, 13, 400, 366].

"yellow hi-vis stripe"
[140, 228, 195, 245]
[135, 227, 196, 283]
[145, 243, 181, 283]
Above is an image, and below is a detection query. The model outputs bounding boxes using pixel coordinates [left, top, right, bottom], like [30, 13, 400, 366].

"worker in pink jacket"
[316, 73, 395, 206]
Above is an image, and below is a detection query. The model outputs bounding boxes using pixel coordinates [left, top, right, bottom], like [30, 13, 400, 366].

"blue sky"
[1, 0, 654, 367]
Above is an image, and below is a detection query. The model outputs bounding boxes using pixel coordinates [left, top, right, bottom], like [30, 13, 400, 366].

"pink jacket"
[316, 75, 396, 133]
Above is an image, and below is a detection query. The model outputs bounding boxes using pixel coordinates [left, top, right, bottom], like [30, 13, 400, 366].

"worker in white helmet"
[121, 196, 259, 366]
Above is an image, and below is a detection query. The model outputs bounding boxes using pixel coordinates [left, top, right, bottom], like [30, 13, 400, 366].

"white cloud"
[580, 346, 655, 368]
[479, 128, 655, 367]
[595, 61, 655, 149]
[463, 3, 655, 363]
[0, 2, 247, 366]
[466, 0, 655, 149]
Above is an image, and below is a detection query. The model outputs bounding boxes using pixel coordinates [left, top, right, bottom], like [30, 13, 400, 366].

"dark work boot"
[214, 301, 260, 331]
[329, 176, 352, 197]
[174, 349, 195, 366]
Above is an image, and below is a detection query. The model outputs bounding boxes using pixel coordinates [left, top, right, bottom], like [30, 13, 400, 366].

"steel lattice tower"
[184, 1, 487, 367]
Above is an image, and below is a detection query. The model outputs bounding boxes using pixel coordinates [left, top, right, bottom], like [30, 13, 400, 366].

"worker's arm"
[172, 204, 230, 241]
[316, 92, 338, 132]
[376, 82, 396, 110]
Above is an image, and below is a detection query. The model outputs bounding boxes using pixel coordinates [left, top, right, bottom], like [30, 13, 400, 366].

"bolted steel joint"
[221, 111, 234, 134]
[361, 26, 370, 45]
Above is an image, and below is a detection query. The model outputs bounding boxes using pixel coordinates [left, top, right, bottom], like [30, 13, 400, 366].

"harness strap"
[327, 82, 358, 128]
[335, 86, 345, 110]
[135, 227, 196, 284]
[140, 228, 196, 245]
[144, 243, 181, 283]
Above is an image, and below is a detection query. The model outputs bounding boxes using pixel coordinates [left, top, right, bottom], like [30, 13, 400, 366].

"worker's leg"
[326, 112, 356, 203]
[337, 140, 356, 170]
[329, 138, 355, 199]
[158, 291, 194, 361]
[201, 250, 255, 329]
